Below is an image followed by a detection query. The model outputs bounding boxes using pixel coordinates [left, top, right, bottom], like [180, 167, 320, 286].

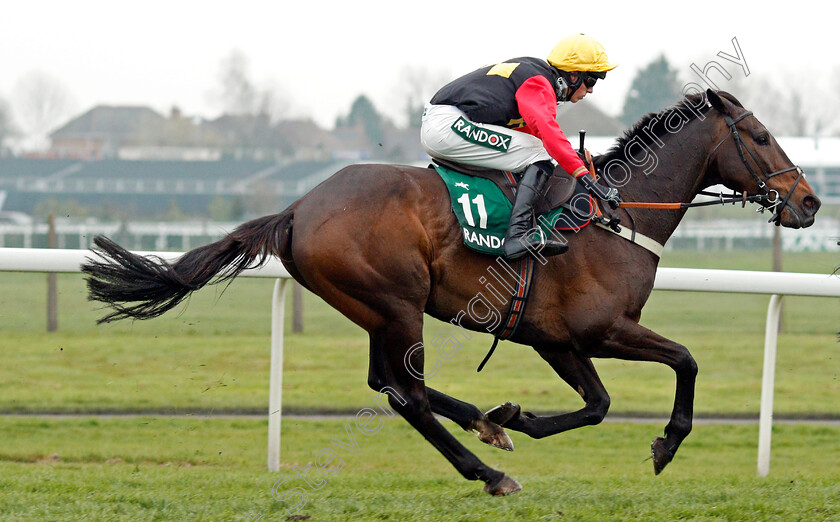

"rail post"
[268, 278, 289, 472]
[757, 294, 783, 477]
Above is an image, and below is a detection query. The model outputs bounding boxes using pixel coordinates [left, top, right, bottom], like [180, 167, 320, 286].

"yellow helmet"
[547, 34, 618, 72]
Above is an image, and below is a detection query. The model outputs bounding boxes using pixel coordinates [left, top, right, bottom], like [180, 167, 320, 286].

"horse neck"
[615, 116, 720, 244]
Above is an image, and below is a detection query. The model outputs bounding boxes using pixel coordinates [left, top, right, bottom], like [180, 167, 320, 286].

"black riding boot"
[502, 163, 568, 261]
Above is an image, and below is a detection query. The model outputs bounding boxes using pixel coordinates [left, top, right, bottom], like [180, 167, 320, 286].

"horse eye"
[755, 134, 770, 146]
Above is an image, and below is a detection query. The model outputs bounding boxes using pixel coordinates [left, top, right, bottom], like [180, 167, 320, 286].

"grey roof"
[50, 106, 168, 141]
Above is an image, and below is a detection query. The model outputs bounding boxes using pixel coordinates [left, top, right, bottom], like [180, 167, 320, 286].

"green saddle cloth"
[435, 165, 568, 255]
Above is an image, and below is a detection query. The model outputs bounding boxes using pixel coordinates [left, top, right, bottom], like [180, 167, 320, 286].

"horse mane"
[596, 91, 743, 166]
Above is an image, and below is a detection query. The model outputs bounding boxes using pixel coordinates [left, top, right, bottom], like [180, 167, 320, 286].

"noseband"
[709, 110, 804, 225]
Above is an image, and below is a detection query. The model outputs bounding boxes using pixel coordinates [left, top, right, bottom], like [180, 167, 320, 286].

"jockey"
[421, 33, 621, 261]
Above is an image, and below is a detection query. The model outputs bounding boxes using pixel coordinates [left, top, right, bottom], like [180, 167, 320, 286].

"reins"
[617, 191, 773, 210]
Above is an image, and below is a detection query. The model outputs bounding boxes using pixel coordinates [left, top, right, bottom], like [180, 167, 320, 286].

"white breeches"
[420, 104, 552, 173]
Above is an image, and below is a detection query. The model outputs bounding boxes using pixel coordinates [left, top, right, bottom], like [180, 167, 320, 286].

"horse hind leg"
[425, 388, 514, 451]
[369, 339, 514, 451]
[366, 318, 521, 495]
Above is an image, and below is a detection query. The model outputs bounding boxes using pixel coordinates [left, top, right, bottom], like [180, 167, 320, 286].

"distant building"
[46, 104, 428, 162]
[49, 106, 170, 159]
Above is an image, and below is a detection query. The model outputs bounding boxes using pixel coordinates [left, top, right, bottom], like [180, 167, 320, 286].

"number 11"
[457, 193, 488, 229]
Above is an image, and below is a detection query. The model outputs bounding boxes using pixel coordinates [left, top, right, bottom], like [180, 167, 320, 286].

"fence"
[668, 218, 840, 252]
[1, 247, 839, 476]
[3, 217, 839, 252]
[0, 221, 238, 250]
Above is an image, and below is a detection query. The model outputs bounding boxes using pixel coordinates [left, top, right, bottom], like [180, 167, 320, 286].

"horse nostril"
[802, 194, 821, 216]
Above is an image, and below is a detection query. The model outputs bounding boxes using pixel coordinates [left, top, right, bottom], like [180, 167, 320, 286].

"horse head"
[705, 90, 820, 229]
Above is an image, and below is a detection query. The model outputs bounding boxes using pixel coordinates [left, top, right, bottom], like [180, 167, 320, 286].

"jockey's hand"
[581, 176, 622, 209]
[577, 150, 590, 167]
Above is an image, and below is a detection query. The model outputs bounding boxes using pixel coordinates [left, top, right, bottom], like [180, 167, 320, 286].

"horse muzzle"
[777, 192, 820, 229]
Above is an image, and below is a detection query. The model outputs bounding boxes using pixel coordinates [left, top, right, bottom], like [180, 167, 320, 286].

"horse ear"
[706, 89, 729, 115]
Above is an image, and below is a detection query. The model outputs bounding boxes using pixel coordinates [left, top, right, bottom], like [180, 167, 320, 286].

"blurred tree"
[620, 55, 681, 127]
[34, 197, 90, 220]
[725, 74, 787, 132]
[336, 95, 384, 146]
[217, 50, 258, 116]
[789, 93, 808, 136]
[829, 67, 840, 136]
[0, 97, 16, 150]
[256, 79, 291, 123]
[397, 66, 452, 128]
[725, 69, 837, 136]
[213, 50, 291, 156]
[207, 195, 245, 221]
[215, 50, 289, 121]
[230, 195, 245, 220]
[162, 198, 186, 221]
[11, 71, 76, 148]
[208, 195, 234, 221]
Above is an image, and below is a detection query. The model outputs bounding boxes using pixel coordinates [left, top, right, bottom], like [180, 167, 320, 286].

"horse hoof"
[472, 419, 514, 451]
[485, 402, 521, 426]
[651, 437, 674, 475]
[483, 474, 522, 496]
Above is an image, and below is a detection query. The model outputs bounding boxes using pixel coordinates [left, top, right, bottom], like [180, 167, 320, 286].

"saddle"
[431, 158, 577, 215]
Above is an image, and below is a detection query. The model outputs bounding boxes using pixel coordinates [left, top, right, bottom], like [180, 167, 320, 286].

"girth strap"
[476, 255, 536, 372]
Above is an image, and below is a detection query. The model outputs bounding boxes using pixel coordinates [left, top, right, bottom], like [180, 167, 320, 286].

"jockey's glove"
[580, 176, 622, 209]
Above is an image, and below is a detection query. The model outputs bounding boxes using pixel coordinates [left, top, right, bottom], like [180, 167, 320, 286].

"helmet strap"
[556, 70, 582, 102]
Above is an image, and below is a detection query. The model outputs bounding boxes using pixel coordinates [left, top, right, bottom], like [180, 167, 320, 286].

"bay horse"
[83, 90, 820, 495]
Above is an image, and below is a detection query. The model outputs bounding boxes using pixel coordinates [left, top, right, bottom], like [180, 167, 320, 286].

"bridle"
[708, 110, 805, 225]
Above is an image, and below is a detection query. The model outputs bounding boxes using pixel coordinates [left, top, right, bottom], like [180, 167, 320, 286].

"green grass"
[2, 249, 839, 519]
[1, 416, 839, 520]
[0, 250, 838, 416]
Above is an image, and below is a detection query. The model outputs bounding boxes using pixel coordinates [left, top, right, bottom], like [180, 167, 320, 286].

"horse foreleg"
[486, 348, 611, 439]
[593, 318, 698, 475]
[426, 388, 514, 451]
[367, 320, 521, 495]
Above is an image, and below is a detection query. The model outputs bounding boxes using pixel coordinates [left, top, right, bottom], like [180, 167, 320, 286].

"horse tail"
[83, 211, 293, 324]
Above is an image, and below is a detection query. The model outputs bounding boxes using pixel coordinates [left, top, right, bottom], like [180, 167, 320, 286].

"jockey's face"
[568, 73, 593, 103]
